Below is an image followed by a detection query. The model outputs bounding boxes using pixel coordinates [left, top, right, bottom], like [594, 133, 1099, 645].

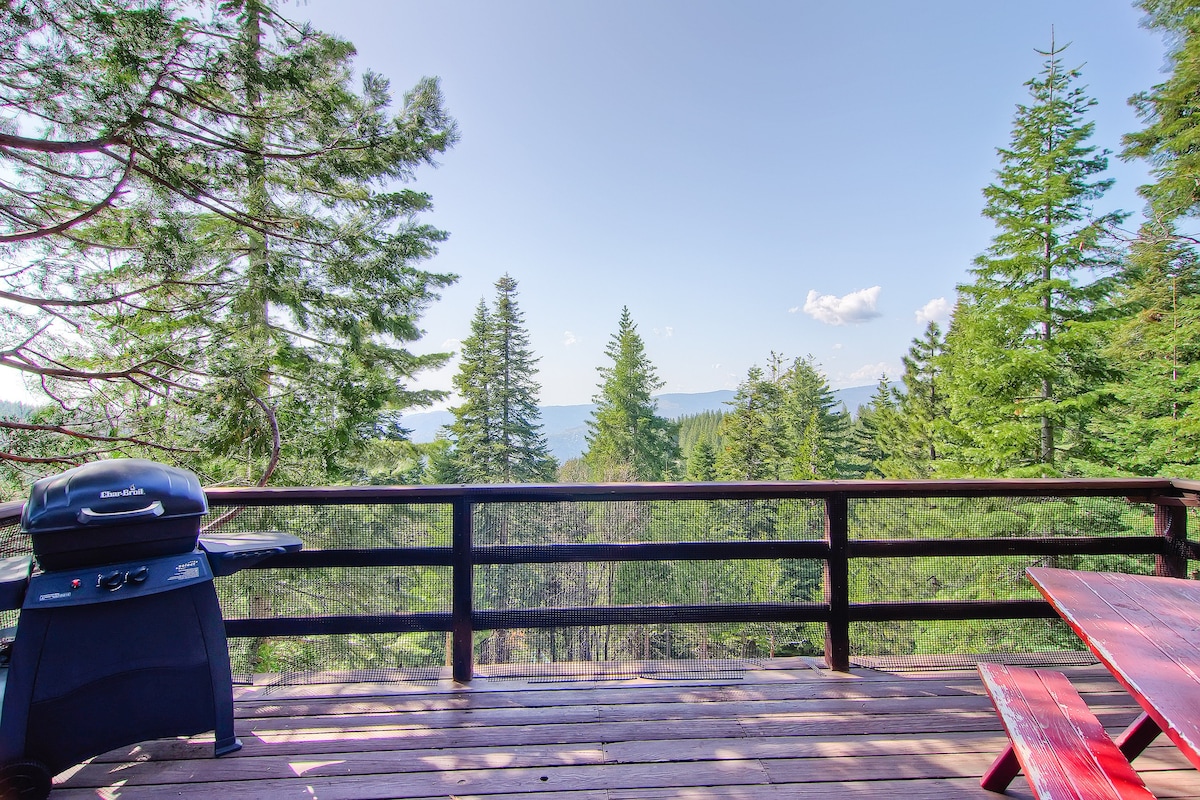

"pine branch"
[0, 154, 133, 243]
[0, 419, 199, 453]
[0, 130, 124, 155]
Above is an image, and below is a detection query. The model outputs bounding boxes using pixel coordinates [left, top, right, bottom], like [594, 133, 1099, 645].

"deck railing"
[1, 478, 1194, 681]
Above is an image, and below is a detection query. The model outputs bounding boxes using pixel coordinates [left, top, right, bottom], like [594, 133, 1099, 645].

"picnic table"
[1025, 566, 1200, 767]
[978, 567, 1200, 798]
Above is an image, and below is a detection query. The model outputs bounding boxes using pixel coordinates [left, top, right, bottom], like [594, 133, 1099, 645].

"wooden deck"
[49, 659, 1200, 800]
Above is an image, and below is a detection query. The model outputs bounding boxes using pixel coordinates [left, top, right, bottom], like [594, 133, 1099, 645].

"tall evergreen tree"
[780, 355, 852, 480]
[1124, 0, 1200, 220]
[445, 275, 555, 483]
[875, 323, 948, 478]
[685, 440, 718, 482]
[1093, 222, 1200, 476]
[849, 378, 896, 479]
[585, 307, 679, 481]
[942, 39, 1119, 477]
[1095, 1, 1200, 478]
[0, 0, 458, 488]
[445, 299, 499, 479]
[717, 354, 850, 480]
[716, 362, 786, 481]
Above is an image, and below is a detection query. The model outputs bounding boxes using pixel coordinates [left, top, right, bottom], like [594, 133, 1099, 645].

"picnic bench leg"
[980, 744, 1021, 792]
[1115, 712, 1162, 761]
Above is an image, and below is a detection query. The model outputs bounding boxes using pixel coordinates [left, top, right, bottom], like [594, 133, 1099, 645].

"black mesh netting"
[0, 493, 1177, 683]
[845, 495, 1159, 670]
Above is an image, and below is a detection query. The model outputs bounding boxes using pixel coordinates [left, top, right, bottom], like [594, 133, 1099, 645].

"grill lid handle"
[76, 500, 165, 524]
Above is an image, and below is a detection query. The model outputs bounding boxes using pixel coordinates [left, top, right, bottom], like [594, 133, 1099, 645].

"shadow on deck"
[49, 659, 1200, 799]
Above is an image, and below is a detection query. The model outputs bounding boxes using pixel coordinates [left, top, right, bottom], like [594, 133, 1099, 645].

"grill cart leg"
[197, 582, 242, 757]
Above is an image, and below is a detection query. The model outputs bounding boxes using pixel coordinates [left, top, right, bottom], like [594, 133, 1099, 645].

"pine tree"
[446, 300, 500, 480]
[1093, 221, 1200, 476]
[685, 440, 718, 482]
[585, 307, 679, 481]
[779, 355, 851, 480]
[0, 0, 459, 486]
[1099, 0, 1200, 478]
[1124, 0, 1200, 220]
[716, 354, 850, 480]
[875, 323, 948, 478]
[446, 275, 555, 483]
[716, 363, 785, 481]
[942, 39, 1119, 477]
[849, 378, 896, 479]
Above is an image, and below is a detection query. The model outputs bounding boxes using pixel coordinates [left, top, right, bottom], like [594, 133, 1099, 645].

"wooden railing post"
[824, 493, 850, 672]
[1154, 500, 1189, 579]
[451, 497, 474, 683]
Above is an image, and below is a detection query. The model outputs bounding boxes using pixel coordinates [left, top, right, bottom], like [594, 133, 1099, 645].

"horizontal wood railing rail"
[1, 478, 1194, 681]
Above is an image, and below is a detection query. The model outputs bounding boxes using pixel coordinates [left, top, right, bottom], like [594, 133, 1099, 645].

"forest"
[1, 0, 1198, 672]
[1, 1, 1198, 497]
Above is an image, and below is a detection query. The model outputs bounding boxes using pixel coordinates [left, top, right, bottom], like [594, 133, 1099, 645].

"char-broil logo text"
[100, 484, 145, 499]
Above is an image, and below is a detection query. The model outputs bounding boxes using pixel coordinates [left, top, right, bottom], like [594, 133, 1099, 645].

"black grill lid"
[22, 459, 207, 535]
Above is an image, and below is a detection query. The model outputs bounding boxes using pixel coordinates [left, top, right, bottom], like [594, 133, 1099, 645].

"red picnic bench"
[978, 663, 1156, 799]
[979, 566, 1200, 799]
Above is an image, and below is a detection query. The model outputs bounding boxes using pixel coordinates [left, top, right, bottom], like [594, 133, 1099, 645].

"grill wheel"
[0, 760, 51, 800]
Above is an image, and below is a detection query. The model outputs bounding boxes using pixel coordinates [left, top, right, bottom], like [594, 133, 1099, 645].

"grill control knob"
[99, 570, 124, 591]
[127, 566, 149, 585]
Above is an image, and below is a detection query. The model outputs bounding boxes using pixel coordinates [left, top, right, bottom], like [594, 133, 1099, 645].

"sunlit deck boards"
[50, 660, 1200, 800]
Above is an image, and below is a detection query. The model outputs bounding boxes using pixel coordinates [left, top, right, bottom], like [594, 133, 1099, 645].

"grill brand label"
[169, 560, 200, 582]
[100, 485, 145, 499]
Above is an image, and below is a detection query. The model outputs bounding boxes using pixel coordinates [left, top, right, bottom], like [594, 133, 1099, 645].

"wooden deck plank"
[47, 661, 1200, 799]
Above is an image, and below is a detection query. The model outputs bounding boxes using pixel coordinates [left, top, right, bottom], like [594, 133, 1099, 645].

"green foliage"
[685, 440, 718, 482]
[716, 364, 784, 481]
[874, 324, 949, 478]
[1091, 223, 1200, 476]
[941, 40, 1119, 477]
[443, 275, 556, 483]
[585, 307, 679, 481]
[1124, 0, 1200, 218]
[1, 0, 458, 489]
[679, 410, 723, 482]
[360, 438, 429, 485]
[1100, 4, 1200, 479]
[717, 354, 852, 480]
[847, 378, 895, 479]
[677, 410, 725, 457]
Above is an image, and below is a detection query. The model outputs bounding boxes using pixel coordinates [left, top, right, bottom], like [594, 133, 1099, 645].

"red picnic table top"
[1027, 566, 1200, 770]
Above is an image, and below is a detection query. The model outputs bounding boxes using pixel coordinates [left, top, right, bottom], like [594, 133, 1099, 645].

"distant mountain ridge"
[401, 384, 881, 463]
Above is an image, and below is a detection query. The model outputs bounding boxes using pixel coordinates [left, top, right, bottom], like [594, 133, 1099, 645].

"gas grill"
[0, 459, 301, 799]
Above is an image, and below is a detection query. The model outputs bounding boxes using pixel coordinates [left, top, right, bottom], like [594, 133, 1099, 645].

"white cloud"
[653, 326, 674, 338]
[915, 297, 952, 325]
[802, 286, 882, 326]
[848, 361, 894, 383]
[563, 331, 578, 347]
[832, 343, 844, 350]
[788, 306, 800, 314]
[828, 361, 898, 388]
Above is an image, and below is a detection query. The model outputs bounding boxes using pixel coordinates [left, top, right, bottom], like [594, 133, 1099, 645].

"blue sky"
[0, 1, 1172, 407]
